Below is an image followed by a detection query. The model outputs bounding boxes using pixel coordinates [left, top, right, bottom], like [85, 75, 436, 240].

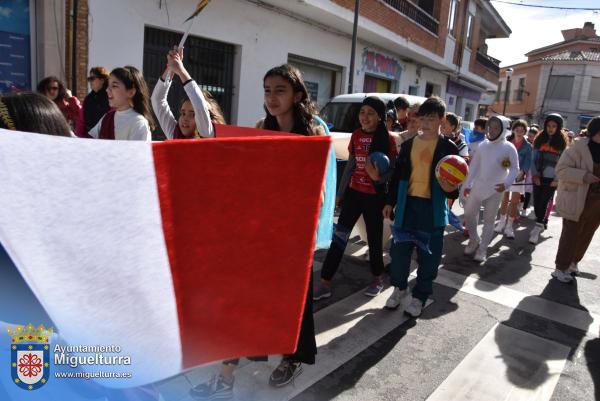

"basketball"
[369, 152, 390, 174]
[435, 155, 468, 186]
[369, 152, 390, 175]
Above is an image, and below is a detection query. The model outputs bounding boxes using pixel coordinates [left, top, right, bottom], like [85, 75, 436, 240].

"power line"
[490, 0, 600, 11]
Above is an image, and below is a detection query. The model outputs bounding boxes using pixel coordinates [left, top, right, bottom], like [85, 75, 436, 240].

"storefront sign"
[362, 49, 402, 81]
[446, 79, 481, 102]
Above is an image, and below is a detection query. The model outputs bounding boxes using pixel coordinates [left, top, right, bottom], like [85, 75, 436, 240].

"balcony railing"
[476, 51, 501, 74]
[382, 0, 439, 35]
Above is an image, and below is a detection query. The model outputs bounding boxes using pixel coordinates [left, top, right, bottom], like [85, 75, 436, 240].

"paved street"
[158, 207, 600, 401]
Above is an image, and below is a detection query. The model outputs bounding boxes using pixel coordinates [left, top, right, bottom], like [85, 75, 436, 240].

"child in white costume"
[463, 116, 519, 262]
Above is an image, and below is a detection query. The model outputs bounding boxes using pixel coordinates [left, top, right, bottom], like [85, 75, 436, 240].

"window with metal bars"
[382, 0, 439, 35]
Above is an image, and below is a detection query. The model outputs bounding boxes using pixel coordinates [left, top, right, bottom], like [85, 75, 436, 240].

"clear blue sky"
[486, 0, 600, 66]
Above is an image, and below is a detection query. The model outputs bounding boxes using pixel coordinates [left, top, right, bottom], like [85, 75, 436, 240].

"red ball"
[435, 155, 469, 186]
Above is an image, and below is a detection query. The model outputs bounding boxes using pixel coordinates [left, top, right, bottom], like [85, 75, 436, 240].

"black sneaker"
[190, 374, 234, 400]
[268, 357, 303, 387]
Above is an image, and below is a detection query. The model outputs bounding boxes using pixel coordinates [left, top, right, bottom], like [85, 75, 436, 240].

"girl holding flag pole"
[151, 48, 220, 139]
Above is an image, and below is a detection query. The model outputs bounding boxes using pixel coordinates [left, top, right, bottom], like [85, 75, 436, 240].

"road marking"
[340, 239, 599, 335]
[429, 268, 600, 336]
[180, 286, 431, 401]
[427, 323, 569, 401]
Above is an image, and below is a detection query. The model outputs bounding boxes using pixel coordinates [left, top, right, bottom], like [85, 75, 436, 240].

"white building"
[2, 0, 510, 127]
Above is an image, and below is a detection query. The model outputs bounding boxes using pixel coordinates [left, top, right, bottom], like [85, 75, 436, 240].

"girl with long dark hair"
[315, 95, 397, 300]
[88, 66, 155, 141]
[529, 113, 568, 244]
[190, 64, 329, 400]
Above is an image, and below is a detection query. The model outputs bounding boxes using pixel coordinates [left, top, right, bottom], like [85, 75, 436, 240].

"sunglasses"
[87, 76, 99, 82]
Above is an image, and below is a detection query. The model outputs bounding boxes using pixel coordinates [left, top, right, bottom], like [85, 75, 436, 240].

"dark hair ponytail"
[1, 92, 72, 136]
[262, 64, 319, 136]
[370, 120, 390, 155]
[110, 66, 156, 131]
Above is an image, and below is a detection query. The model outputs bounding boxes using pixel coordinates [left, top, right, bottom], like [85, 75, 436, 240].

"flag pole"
[164, 20, 195, 86]
[164, 0, 211, 85]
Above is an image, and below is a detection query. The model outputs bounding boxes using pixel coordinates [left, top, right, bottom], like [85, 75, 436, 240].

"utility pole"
[348, 0, 360, 94]
[502, 67, 513, 116]
[539, 63, 555, 124]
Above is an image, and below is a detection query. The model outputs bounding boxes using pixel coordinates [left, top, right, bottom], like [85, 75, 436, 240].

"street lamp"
[502, 67, 513, 116]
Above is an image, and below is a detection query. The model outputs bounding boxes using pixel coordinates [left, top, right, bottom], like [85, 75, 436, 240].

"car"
[320, 93, 427, 160]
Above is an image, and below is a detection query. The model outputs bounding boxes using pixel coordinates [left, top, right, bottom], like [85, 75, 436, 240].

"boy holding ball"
[383, 97, 460, 317]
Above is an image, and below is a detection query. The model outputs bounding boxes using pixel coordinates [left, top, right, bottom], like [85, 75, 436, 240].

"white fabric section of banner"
[0, 130, 182, 387]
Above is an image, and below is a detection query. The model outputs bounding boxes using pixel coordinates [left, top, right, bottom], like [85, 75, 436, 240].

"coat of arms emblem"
[8, 324, 53, 390]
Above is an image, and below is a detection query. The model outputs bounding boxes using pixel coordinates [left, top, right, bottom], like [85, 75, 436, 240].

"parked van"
[320, 93, 427, 160]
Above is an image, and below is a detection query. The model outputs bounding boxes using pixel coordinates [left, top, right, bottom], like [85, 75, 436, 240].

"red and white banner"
[0, 128, 330, 387]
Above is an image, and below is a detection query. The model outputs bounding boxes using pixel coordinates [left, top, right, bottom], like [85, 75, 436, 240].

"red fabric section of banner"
[152, 134, 330, 368]
[215, 124, 295, 138]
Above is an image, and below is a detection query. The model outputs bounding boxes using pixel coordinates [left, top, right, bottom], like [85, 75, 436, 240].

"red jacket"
[56, 97, 82, 130]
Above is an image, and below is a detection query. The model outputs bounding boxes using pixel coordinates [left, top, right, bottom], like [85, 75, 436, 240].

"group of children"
[314, 94, 599, 321]
[2, 50, 599, 399]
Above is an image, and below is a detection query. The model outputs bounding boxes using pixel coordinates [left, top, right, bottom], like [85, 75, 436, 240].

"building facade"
[2, 0, 509, 127]
[492, 22, 600, 131]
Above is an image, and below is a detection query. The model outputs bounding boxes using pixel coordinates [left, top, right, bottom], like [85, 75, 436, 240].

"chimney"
[583, 22, 596, 37]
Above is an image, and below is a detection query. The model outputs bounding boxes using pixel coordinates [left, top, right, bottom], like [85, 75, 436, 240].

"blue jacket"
[387, 135, 459, 228]
[515, 139, 533, 173]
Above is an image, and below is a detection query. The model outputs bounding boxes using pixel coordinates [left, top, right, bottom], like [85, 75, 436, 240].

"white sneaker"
[520, 208, 528, 218]
[529, 223, 544, 244]
[474, 246, 487, 262]
[464, 239, 479, 255]
[504, 218, 515, 239]
[527, 210, 537, 220]
[404, 297, 423, 318]
[494, 215, 507, 233]
[568, 262, 580, 276]
[551, 269, 574, 283]
[384, 287, 408, 310]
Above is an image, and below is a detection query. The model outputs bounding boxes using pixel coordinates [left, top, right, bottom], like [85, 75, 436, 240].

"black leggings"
[321, 188, 385, 281]
[523, 192, 531, 210]
[286, 275, 316, 364]
[533, 179, 556, 224]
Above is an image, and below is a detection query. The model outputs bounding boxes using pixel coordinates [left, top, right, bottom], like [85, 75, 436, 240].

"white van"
[320, 93, 427, 160]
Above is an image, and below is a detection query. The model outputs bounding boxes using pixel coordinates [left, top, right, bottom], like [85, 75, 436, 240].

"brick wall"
[65, 0, 89, 99]
[331, 0, 450, 58]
